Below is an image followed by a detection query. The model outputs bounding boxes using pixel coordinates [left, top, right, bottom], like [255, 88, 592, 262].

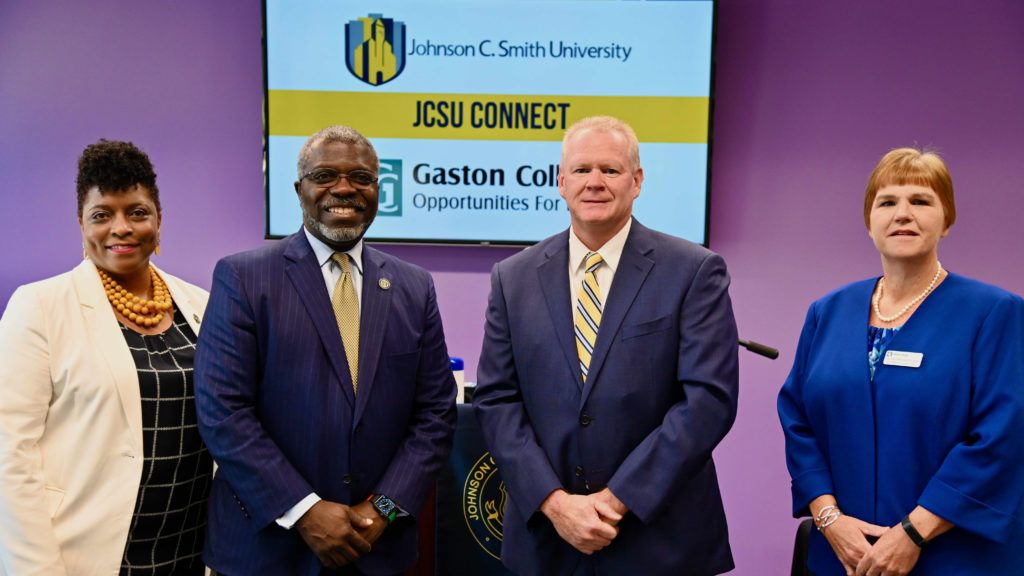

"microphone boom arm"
[738, 339, 779, 360]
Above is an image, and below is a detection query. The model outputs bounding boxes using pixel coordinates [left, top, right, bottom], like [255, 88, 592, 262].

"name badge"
[883, 350, 923, 368]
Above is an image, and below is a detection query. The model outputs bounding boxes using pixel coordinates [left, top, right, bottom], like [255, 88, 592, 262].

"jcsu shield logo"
[345, 14, 406, 86]
[377, 159, 402, 217]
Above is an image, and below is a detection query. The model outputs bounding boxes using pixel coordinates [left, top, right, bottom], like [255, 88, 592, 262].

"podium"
[435, 404, 515, 575]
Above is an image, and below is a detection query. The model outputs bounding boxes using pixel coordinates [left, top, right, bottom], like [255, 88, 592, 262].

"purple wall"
[0, 0, 266, 294]
[2, 1, 1022, 573]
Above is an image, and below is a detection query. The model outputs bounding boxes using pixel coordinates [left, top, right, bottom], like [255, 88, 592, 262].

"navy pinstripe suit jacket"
[195, 230, 456, 575]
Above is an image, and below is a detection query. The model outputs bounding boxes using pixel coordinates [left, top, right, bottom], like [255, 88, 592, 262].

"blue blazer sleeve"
[778, 302, 835, 517]
[373, 277, 458, 515]
[917, 292, 1024, 543]
[474, 263, 564, 517]
[605, 252, 739, 523]
[195, 258, 313, 528]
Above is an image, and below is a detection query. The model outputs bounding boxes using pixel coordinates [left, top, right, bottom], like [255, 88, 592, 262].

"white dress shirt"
[567, 218, 632, 312]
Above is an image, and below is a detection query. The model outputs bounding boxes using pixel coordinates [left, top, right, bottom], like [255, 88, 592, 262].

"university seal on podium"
[462, 451, 506, 560]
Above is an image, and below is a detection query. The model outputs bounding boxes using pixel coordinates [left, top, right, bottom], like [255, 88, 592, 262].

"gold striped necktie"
[331, 253, 360, 393]
[574, 252, 604, 382]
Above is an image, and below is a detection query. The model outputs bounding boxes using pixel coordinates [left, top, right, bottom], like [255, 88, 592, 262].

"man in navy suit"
[473, 116, 739, 575]
[195, 125, 456, 575]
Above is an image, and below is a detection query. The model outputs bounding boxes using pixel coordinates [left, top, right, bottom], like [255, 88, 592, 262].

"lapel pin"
[193, 313, 201, 324]
[378, 278, 391, 290]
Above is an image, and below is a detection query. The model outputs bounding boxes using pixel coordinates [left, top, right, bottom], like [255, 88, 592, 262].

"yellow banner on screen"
[268, 90, 709, 143]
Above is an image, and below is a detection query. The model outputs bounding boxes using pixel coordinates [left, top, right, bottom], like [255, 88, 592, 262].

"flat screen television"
[264, 0, 716, 245]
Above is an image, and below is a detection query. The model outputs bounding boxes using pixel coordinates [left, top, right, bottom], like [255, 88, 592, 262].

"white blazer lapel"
[154, 265, 204, 335]
[71, 260, 143, 452]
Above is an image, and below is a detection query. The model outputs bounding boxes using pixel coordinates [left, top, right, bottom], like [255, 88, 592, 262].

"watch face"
[374, 495, 396, 516]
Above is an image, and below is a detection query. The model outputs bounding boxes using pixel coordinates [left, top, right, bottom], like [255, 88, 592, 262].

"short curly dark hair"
[76, 139, 160, 217]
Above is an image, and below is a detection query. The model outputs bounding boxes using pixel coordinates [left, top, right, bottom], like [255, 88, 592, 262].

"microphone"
[738, 339, 779, 360]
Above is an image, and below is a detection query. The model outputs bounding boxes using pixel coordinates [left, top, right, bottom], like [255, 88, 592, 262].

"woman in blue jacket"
[778, 148, 1024, 575]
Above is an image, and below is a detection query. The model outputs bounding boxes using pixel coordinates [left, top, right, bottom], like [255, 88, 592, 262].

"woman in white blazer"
[0, 140, 212, 575]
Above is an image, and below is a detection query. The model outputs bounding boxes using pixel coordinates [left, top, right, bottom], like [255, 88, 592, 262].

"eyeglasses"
[300, 168, 378, 189]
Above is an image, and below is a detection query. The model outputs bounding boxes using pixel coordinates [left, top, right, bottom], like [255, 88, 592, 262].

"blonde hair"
[562, 116, 640, 170]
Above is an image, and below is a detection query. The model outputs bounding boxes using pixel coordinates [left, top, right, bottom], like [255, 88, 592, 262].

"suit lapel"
[581, 223, 655, 404]
[71, 260, 144, 452]
[537, 233, 581, 387]
[353, 246, 392, 424]
[283, 232, 355, 409]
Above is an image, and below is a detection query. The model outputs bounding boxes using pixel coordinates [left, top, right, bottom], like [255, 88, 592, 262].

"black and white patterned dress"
[118, 307, 212, 575]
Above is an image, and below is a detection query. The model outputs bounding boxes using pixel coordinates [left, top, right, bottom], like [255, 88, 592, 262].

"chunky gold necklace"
[97, 266, 172, 328]
[873, 261, 943, 323]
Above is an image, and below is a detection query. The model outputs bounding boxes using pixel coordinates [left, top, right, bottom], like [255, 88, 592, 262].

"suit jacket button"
[342, 474, 353, 485]
[575, 466, 584, 478]
[579, 414, 592, 426]
[354, 424, 363, 434]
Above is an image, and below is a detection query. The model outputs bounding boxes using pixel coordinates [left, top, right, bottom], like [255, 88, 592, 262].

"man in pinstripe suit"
[195, 125, 457, 575]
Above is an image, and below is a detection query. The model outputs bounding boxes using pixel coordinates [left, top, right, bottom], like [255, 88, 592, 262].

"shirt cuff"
[276, 493, 321, 529]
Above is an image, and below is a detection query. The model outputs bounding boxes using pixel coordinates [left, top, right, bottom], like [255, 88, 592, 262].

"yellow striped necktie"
[331, 253, 360, 393]
[574, 252, 604, 382]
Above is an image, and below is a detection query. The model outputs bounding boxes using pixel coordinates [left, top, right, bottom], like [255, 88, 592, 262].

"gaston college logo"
[345, 14, 406, 86]
[377, 159, 402, 217]
[462, 452, 506, 560]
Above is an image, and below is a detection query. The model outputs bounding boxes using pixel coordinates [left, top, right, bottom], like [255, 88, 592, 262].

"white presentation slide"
[265, 0, 714, 245]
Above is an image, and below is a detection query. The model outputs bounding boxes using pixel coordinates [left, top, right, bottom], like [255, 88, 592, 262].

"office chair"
[790, 518, 814, 576]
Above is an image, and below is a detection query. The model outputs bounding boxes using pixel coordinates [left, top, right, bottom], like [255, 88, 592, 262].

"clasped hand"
[295, 500, 388, 569]
[822, 516, 921, 576]
[540, 488, 627, 554]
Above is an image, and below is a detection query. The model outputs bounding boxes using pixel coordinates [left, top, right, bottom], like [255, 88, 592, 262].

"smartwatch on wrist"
[371, 494, 398, 523]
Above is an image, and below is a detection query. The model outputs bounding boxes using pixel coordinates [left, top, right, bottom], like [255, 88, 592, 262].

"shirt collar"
[303, 227, 364, 274]
[568, 218, 632, 274]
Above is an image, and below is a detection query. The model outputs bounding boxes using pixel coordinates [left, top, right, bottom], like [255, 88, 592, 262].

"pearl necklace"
[873, 261, 943, 323]
[97, 266, 173, 328]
